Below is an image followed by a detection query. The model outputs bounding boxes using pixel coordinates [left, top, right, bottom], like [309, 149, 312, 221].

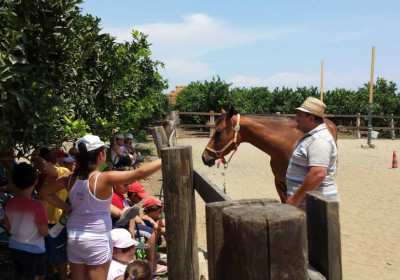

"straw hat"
[296, 97, 326, 117]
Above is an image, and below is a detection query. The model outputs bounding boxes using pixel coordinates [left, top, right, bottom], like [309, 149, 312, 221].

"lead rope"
[222, 162, 228, 194]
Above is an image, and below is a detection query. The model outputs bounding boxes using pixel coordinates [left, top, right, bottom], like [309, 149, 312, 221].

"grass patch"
[135, 146, 153, 156]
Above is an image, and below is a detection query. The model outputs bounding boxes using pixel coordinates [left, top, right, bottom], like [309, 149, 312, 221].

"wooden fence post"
[356, 113, 361, 139]
[391, 114, 395, 139]
[210, 110, 215, 137]
[205, 199, 278, 280]
[169, 110, 177, 121]
[161, 146, 199, 280]
[222, 204, 308, 280]
[151, 126, 169, 157]
[306, 192, 342, 280]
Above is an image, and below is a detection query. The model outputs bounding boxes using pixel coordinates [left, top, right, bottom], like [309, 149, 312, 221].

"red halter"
[205, 114, 241, 168]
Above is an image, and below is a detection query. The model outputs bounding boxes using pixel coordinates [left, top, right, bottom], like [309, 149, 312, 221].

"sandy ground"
[167, 137, 400, 280]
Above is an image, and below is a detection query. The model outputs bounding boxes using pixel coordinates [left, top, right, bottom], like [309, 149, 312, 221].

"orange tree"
[0, 0, 169, 158]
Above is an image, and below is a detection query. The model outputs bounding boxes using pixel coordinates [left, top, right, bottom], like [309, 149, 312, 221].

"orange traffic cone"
[391, 151, 398, 170]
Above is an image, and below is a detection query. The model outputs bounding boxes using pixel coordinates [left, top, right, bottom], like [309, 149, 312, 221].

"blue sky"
[80, 0, 400, 93]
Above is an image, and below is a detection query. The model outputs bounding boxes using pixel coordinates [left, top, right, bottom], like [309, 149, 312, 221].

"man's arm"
[32, 155, 58, 178]
[39, 175, 71, 211]
[286, 166, 327, 207]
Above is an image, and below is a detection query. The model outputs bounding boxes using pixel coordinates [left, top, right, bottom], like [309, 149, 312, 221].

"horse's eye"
[215, 130, 222, 135]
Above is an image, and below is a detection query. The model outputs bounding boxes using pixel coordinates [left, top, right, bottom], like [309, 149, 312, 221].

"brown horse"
[202, 107, 338, 203]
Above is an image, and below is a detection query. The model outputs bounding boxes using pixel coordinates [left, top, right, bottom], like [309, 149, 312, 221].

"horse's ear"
[221, 108, 226, 113]
[228, 106, 237, 117]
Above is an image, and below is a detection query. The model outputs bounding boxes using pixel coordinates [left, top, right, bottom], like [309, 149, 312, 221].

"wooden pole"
[367, 46, 375, 148]
[321, 60, 324, 101]
[222, 204, 307, 280]
[307, 192, 342, 280]
[210, 110, 215, 137]
[369, 47, 375, 104]
[356, 113, 361, 139]
[151, 126, 169, 157]
[161, 146, 199, 280]
[205, 199, 278, 280]
[390, 114, 395, 140]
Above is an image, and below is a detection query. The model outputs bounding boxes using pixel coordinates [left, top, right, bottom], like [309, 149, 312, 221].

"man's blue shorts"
[44, 224, 68, 264]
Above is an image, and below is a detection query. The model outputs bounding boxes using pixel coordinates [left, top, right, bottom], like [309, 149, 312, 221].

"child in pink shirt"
[4, 163, 49, 280]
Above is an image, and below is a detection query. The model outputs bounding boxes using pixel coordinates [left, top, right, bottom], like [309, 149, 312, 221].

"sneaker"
[153, 265, 168, 276]
[155, 253, 167, 263]
[116, 206, 139, 226]
[136, 242, 150, 250]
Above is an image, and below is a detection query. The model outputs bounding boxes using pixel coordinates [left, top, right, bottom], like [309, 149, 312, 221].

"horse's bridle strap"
[205, 114, 241, 156]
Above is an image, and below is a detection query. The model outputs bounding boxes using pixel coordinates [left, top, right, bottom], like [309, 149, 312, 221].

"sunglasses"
[114, 245, 136, 253]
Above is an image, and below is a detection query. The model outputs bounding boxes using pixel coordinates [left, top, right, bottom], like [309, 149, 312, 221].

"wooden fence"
[152, 121, 342, 280]
[178, 111, 400, 139]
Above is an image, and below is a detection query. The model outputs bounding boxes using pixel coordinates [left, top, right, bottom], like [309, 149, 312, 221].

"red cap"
[143, 197, 164, 208]
[128, 182, 147, 199]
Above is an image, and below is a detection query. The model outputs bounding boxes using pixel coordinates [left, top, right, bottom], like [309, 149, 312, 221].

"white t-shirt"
[286, 123, 339, 203]
[107, 260, 127, 280]
[111, 144, 126, 164]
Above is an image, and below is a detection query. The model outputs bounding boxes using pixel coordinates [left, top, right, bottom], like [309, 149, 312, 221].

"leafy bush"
[0, 0, 169, 156]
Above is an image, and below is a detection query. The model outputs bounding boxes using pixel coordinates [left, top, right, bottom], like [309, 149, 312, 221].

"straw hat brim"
[295, 107, 326, 117]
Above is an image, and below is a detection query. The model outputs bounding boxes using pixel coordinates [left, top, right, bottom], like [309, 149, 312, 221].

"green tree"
[0, 0, 84, 156]
[0, 1, 169, 156]
[174, 76, 231, 123]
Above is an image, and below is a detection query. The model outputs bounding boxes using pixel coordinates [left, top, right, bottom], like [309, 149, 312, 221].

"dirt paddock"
[134, 136, 400, 280]
[170, 137, 399, 280]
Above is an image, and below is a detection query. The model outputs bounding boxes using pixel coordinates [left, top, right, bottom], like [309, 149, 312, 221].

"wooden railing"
[152, 121, 342, 280]
[178, 111, 400, 139]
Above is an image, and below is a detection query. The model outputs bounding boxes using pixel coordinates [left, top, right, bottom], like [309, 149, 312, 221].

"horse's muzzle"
[202, 151, 216, 167]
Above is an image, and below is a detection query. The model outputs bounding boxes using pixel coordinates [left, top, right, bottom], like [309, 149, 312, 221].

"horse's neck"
[238, 115, 302, 157]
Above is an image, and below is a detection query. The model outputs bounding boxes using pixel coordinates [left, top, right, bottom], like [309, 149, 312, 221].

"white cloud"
[160, 58, 216, 79]
[103, 13, 305, 89]
[228, 71, 370, 90]
[324, 31, 367, 44]
[103, 13, 304, 59]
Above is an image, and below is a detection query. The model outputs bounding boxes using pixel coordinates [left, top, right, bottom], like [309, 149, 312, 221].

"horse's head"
[202, 107, 241, 167]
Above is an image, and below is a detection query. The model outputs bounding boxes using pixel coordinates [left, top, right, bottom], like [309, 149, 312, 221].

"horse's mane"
[215, 112, 290, 125]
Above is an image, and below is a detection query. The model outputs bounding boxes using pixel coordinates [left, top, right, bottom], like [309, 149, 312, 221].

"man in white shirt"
[286, 97, 339, 210]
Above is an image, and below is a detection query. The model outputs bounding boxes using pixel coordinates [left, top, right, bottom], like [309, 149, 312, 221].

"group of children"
[111, 134, 142, 168]
[110, 182, 168, 277]
[0, 134, 166, 280]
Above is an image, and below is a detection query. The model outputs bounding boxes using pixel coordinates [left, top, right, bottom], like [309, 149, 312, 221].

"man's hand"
[286, 166, 327, 208]
[286, 194, 302, 207]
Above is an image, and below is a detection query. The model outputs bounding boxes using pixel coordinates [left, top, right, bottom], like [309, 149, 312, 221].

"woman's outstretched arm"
[102, 159, 161, 186]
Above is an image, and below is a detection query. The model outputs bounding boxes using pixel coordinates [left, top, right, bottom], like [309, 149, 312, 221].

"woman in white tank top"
[39, 135, 161, 280]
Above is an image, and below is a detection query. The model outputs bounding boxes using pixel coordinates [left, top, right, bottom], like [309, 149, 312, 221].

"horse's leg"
[270, 160, 288, 203]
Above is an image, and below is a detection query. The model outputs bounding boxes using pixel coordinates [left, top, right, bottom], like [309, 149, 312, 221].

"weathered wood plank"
[152, 126, 169, 157]
[306, 192, 342, 280]
[194, 170, 232, 203]
[161, 146, 199, 280]
[205, 199, 279, 280]
[222, 204, 308, 280]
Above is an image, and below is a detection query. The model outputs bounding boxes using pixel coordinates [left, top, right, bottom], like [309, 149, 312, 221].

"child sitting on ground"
[108, 228, 143, 280]
[141, 197, 166, 238]
[4, 163, 49, 280]
[124, 260, 152, 280]
[110, 182, 167, 275]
